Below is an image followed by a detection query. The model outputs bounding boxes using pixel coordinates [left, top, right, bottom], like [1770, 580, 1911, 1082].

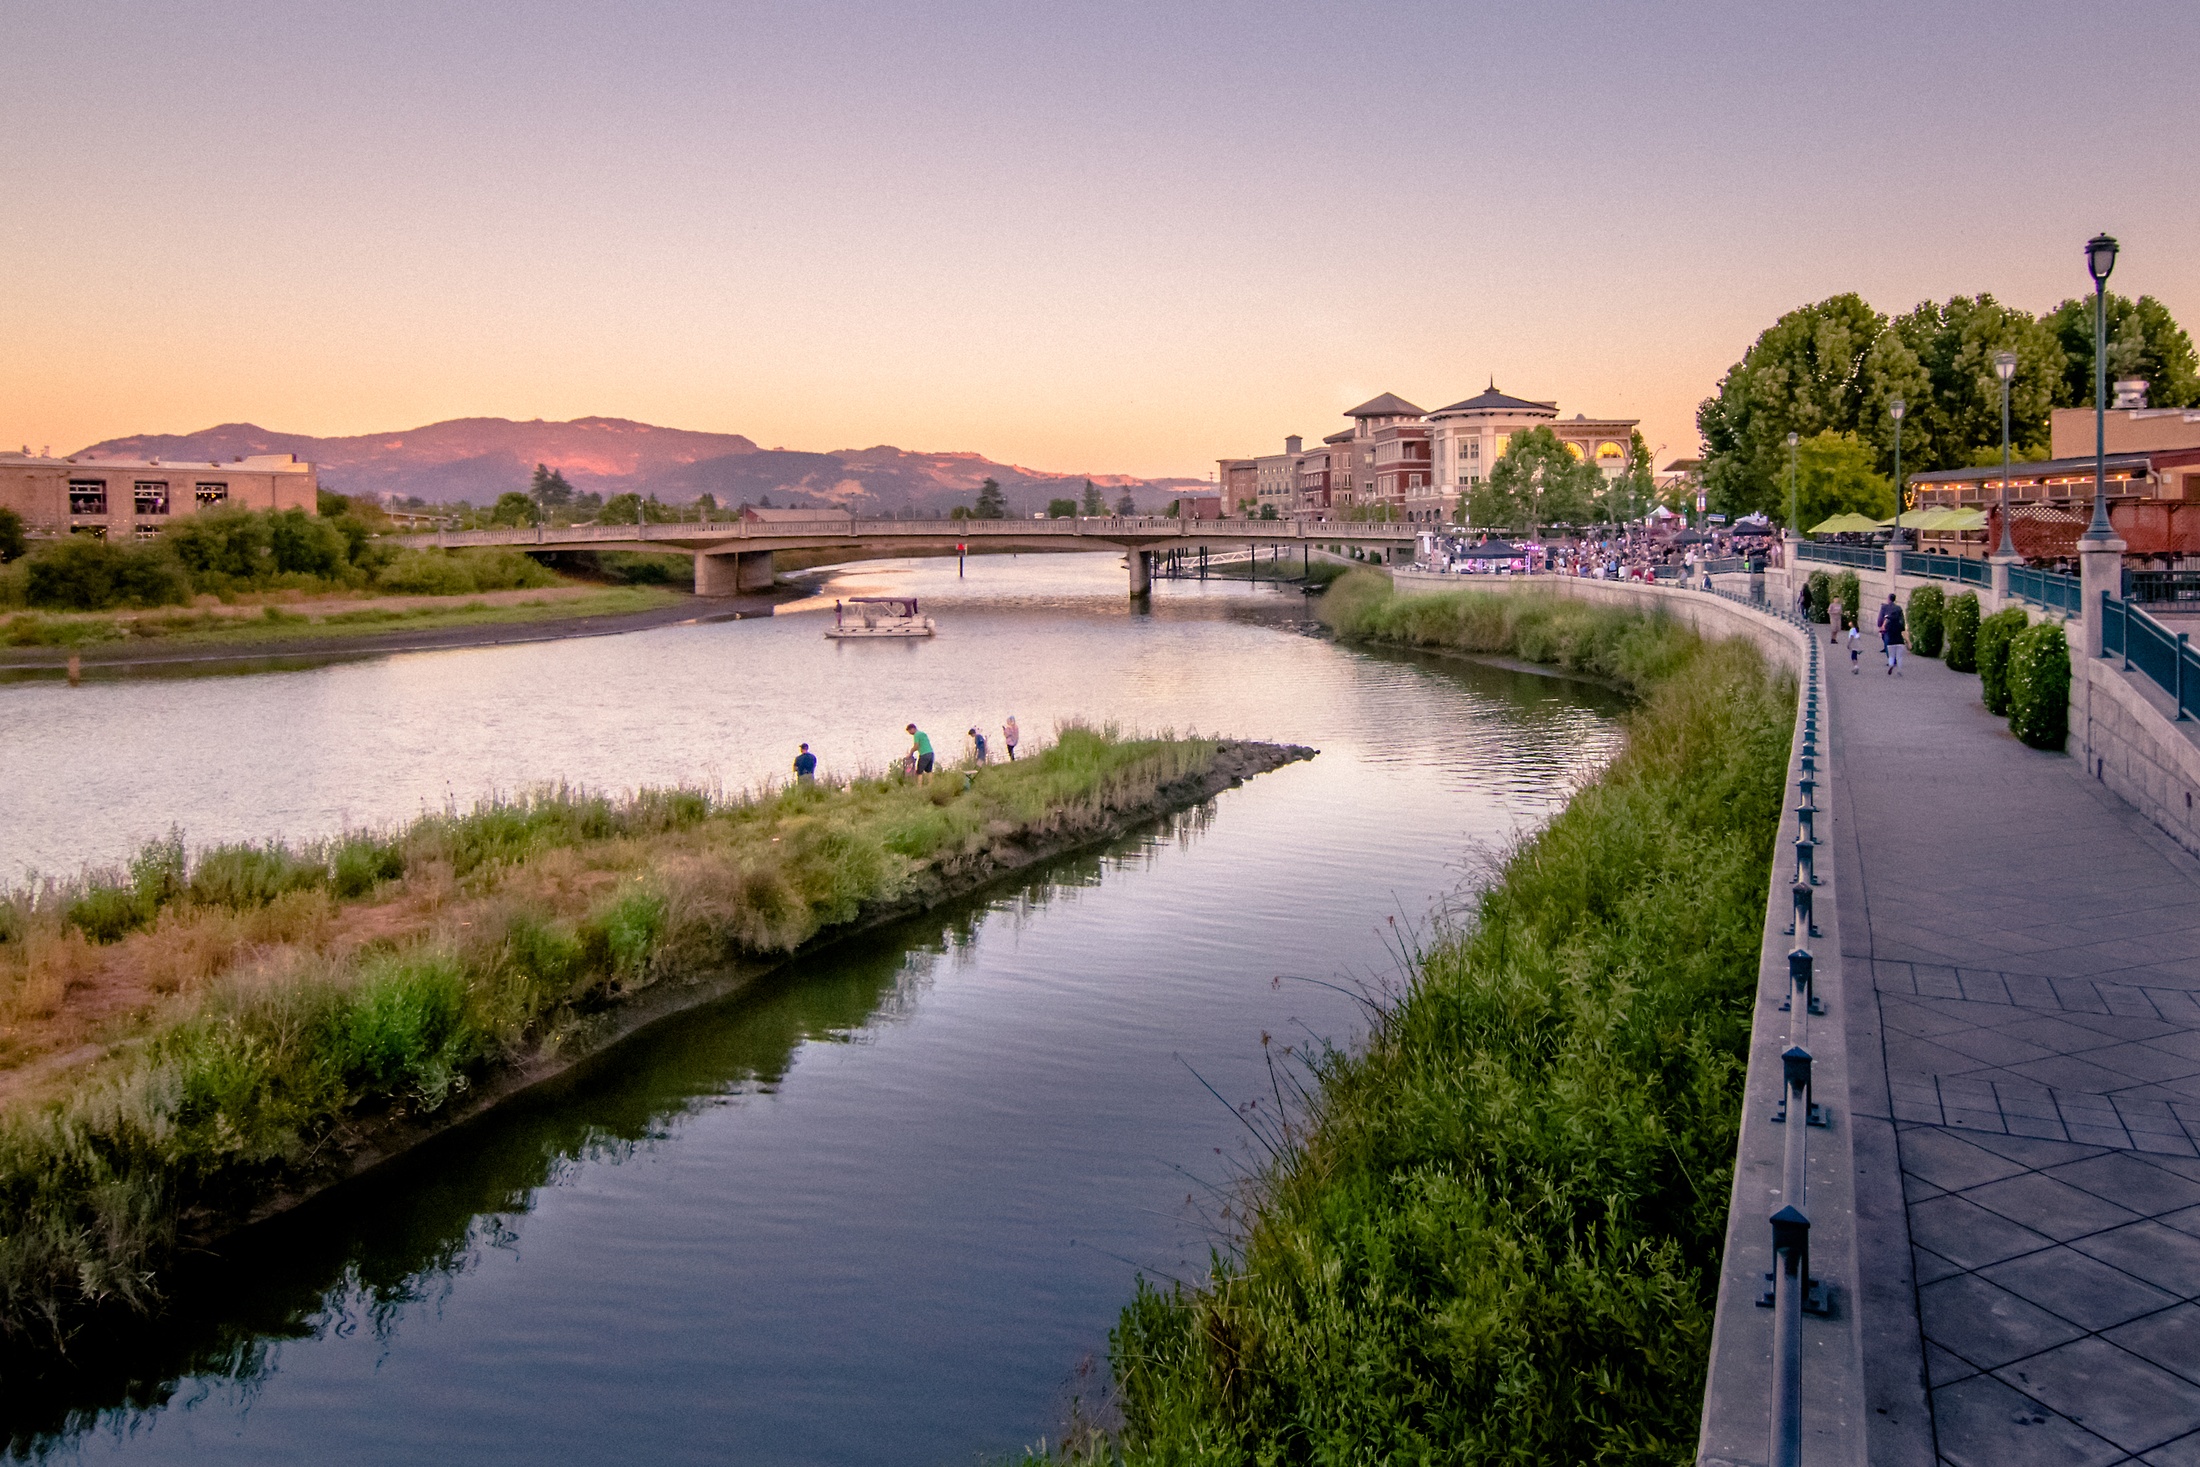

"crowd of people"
[1415, 517, 1783, 583]
[790, 715, 1023, 786]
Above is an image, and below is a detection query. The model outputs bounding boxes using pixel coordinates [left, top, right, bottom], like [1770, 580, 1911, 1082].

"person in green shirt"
[905, 723, 935, 784]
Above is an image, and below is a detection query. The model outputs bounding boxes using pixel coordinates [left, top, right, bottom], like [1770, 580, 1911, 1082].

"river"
[0, 553, 1624, 1465]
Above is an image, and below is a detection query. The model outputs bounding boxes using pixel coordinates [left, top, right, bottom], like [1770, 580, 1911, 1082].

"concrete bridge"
[403, 515, 1417, 596]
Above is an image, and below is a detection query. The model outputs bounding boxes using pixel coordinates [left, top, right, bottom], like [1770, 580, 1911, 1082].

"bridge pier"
[1128, 549, 1152, 598]
[696, 550, 775, 597]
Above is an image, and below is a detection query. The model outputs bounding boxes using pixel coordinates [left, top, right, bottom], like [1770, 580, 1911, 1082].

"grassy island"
[1052, 575, 1792, 1464]
[0, 728, 1302, 1344]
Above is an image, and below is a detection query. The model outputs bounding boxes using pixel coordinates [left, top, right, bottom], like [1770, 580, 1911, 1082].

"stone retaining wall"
[2076, 644, 2200, 859]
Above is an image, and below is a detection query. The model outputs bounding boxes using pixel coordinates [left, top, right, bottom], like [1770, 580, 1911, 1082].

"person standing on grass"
[967, 727, 988, 764]
[792, 743, 817, 782]
[1877, 593, 1906, 675]
[905, 723, 935, 783]
[1002, 715, 1019, 761]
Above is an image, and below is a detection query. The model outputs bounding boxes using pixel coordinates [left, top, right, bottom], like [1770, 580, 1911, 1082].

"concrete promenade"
[1831, 639, 2200, 1464]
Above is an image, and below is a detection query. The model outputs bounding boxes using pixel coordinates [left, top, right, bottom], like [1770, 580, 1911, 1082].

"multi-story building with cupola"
[1217, 385, 1638, 523]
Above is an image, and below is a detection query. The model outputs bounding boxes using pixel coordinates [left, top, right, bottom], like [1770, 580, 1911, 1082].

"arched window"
[1596, 441, 1624, 461]
[1563, 441, 1586, 461]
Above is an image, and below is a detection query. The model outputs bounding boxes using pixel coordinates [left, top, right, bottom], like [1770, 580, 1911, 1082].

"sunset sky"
[4, 0, 2196, 480]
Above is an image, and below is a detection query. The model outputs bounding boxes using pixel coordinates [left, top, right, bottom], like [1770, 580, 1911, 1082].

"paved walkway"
[1832, 637, 2200, 1466]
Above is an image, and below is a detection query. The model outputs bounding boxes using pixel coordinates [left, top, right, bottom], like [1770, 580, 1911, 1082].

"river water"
[0, 554, 1624, 1466]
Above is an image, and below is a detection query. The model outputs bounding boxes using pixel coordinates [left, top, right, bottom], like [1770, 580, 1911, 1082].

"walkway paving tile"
[1929, 1374, 2123, 1467]
[1995, 1338, 2200, 1453]
[2106, 1304, 2200, 1389]
[1908, 1194, 2055, 1269]
[1964, 1172, 2142, 1240]
[2142, 1428, 2200, 1465]
[2071, 1220, 2200, 1293]
[1977, 1247, 2178, 1330]
[1920, 1274, 2084, 1367]
[2049, 1153, 2200, 1215]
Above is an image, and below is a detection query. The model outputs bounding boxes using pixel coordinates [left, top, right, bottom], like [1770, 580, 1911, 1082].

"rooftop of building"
[1344, 392, 1426, 419]
[0, 451, 311, 472]
[1427, 384, 1558, 417]
[1909, 450, 2194, 485]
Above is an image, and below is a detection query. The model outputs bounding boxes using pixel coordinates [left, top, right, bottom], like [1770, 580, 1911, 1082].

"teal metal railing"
[2009, 566, 2082, 615]
[1795, 542, 1881, 570]
[1898, 551, 1991, 588]
[2102, 593, 2200, 720]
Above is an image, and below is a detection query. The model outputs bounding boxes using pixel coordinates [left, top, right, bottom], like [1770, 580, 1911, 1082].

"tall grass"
[0, 726, 1219, 1343]
[1068, 574, 1791, 1464]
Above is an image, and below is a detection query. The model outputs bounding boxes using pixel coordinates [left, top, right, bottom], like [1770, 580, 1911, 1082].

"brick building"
[0, 451, 318, 540]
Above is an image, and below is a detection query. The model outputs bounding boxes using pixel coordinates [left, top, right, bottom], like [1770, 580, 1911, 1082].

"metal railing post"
[1769, 1206, 1810, 1467]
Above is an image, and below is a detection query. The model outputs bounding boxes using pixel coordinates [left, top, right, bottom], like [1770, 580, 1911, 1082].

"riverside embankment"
[0, 729, 1309, 1343]
[0, 553, 1633, 1467]
[1049, 573, 1796, 1463]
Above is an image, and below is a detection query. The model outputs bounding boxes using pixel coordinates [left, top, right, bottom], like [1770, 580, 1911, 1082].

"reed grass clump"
[1082, 576, 1791, 1464]
[0, 725, 1220, 1343]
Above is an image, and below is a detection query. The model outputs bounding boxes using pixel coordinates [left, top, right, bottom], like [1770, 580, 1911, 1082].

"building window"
[68, 479, 107, 515]
[135, 525, 162, 541]
[196, 482, 228, 505]
[1466, 438, 1480, 460]
[70, 523, 107, 539]
[135, 481, 170, 515]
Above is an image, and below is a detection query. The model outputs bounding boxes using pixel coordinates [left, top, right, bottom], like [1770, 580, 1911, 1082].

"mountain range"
[78, 417, 1208, 516]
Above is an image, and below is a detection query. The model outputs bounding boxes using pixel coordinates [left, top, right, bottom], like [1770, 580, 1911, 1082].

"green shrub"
[375, 548, 559, 596]
[2007, 621, 2071, 750]
[267, 508, 350, 580]
[1907, 585, 1945, 657]
[187, 844, 327, 909]
[1831, 570, 1861, 627]
[23, 538, 190, 611]
[1944, 592, 1981, 672]
[0, 507, 25, 563]
[583, 885, 668, 981]
[1806, 571, 1830, 623]
[1978, 606, 2029, 715]
[330, 952, 474, 1109]
[331, 837, 406, 899]
[165, 508, 275, 586]
[65, 885, 151, 944]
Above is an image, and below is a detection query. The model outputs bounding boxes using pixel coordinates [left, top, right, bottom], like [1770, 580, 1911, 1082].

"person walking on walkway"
[792, 743, 817, 782]
[1848, 623, 1861, 674]
[1877, 593, 1906, 675]
[905, 723, 935, 783]
[1828, 595, 1845, 645]
[1002, 715, 1020, 761]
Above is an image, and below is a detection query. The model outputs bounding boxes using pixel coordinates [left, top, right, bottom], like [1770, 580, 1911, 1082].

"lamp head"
[1889, 397, 1906, 423]
[1787, 431, 1800, 447]
[2086, 232, 2119, 287]
[1994, 351, 2017, 382]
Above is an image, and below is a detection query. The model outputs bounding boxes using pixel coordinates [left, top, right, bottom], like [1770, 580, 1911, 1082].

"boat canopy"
[843, 596, 919, 613]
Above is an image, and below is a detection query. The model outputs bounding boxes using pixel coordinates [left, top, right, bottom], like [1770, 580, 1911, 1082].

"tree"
[1081, 480, 1104, 515]
[1046, 497, 1077, 518]
[599, 493, 673, 525]
[1885, 294, 2061, 471]
[0, 507, 25, 563]
[1790, 432, 1896, 529]
[2045, 293, 2200, 410]
[1475, 427, 1605, 532]
[490, 491, 541, 527]
[1259, 503, 1278, 520]
[529, 464, 576, 510]
[1116, 490, 1136, 515]
[973, 479, 1007, 519]
[1698, 293, 1893, 521]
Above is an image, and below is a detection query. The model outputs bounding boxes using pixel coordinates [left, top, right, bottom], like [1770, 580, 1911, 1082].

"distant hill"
[80, 416, 1206, 515]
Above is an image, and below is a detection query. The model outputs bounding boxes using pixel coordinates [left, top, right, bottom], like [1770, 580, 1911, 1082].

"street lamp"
[2082, 232, 2120, 543]
[1787, 430, 1800, 565]
[1889, 397, 1907, 549]
[1994, 351, 2018, 557]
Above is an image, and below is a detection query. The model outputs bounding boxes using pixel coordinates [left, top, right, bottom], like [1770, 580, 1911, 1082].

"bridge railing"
[410, 515, 1417, 550]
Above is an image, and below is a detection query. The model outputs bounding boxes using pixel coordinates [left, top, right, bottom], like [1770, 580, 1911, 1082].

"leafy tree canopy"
[2045, 293, 2200, 411]
[1115, 490, 1136, 515]
[1046, 497, 1077, 519]
[1081, 480, 1105, 515]
[0, 507, 25, 563]
[529, 463, 576, 509]
[972, 478, 1007, 519]
[1470, 427, 1606, 531]
[490, 491, 541, 527]
[1790, 432, 1895, 529]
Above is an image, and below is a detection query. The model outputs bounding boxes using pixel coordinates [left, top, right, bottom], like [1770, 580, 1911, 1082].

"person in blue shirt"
[792, 743, 817, 782]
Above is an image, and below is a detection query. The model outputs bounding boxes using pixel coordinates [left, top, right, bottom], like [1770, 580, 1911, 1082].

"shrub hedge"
[2007, 622, 2072, 750]
[1907, 584, 1946, 658]
[1978, 607, 2029, 716]
[1806, 571, 1831, 623]
[1944, 592, 1981, 672]
[1831, 570, 1861, 628]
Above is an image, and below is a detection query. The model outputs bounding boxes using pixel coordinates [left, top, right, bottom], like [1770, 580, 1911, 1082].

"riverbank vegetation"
[0, 728, 1232, 1342]
[1048, 575, 1790, 1463]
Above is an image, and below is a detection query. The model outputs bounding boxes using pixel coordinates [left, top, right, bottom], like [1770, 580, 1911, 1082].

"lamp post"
[1889, 397, 1907, 549]
[1995, 352, 2018, 557]
[1787, 430, 1800, 569]
[2082, 232, 2120, 543]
